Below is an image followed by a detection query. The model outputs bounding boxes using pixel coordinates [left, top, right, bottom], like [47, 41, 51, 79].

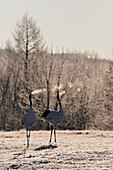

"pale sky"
[0, 0, 113, 58]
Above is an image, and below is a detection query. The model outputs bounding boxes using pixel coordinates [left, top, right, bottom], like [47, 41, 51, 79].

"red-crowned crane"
[22, 92, 35, 148]
[42, 92, 64, 144]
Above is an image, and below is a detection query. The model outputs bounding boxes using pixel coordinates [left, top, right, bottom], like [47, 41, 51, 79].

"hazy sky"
[0, 0, 113, 58]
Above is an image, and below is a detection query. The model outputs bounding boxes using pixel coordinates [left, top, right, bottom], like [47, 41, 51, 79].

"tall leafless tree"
[12, 13, 46, 84]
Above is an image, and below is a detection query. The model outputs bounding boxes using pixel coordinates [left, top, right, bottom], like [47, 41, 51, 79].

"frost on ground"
[0, 130, 113, 169]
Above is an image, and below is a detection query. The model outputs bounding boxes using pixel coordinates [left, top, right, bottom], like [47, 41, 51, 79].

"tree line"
[0, 14, 113, 131]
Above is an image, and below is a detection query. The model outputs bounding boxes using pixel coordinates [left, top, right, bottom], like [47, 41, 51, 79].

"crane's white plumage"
[42, 93, 64, 144]
[22, 92, 35, 148]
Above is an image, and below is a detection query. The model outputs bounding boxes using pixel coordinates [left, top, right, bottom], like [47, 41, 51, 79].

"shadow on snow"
[34, 144, 57, 151]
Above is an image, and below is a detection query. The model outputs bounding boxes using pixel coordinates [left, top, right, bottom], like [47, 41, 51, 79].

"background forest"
[0, 14, 113, 131]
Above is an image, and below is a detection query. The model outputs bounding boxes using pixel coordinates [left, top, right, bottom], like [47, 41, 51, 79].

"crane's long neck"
[59, 101, 64, 116]
[58, 99, 63, 111]
[57, 93, 62, 108]
[58, 100, 61, 107]
[57, 93, 64, 114]
[29, 93, 32, 107]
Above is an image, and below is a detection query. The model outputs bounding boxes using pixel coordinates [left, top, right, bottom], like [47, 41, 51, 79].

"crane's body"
[22, 106, 35, 130]
[22, 93, 35, 148]
[43, 107, 64, 127]
[42, 93, 64, 144]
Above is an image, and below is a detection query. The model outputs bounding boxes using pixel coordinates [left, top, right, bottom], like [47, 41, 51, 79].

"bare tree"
[12, 13, 46, 84]
[102, 60, 113, 129]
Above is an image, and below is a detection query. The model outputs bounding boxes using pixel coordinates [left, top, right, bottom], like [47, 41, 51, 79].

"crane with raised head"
[42, 92, 64, 144]
[22, 92, 35, 148]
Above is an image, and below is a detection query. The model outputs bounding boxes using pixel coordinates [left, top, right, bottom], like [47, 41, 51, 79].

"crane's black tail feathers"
[42, 109, 50, 118]
[22, 120, 24, 125]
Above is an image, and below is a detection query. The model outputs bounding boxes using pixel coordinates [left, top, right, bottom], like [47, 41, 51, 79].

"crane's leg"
[28, 128, 31, 146]
[54, 128, 56, 142]
[28, 129, 31, 137]
[49, 125, 53, 144]
[26, 130, 29, 148]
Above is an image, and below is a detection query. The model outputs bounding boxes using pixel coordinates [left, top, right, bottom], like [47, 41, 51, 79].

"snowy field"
[0, 130, 113, 169]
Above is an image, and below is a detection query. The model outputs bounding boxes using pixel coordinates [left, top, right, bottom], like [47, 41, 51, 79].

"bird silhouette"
[42, 92, 64, 144]
[22, 92, 35, 148]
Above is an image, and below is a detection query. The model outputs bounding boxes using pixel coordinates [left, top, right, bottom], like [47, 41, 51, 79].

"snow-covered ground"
[0, 130, 113, 169]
